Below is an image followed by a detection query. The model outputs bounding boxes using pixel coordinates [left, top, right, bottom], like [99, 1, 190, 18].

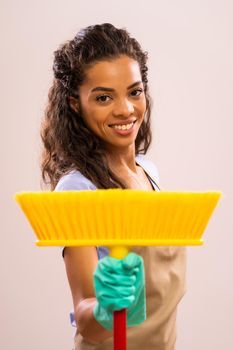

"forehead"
[82, 55, 142, 89]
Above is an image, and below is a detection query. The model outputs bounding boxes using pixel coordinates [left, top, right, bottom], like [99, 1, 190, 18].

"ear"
[68, 96, 79, 113]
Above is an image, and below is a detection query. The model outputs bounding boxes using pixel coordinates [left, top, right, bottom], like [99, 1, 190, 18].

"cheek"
[138, 94, 147, 110]
[84, 107, 108, 131]
[139, 99, 147, 117]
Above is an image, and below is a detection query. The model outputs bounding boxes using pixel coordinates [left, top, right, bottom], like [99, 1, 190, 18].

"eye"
[130, 88, 144, 97]
[96, 95, 112, 103]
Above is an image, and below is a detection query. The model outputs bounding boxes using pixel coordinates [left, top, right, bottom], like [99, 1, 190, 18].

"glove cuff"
[93, 302, 113, 331]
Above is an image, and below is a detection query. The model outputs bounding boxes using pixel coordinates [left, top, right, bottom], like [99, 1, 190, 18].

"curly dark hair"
[40, 23, 153, 190]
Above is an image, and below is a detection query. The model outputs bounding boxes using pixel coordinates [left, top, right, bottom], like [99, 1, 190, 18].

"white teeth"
[112, 122, 134, 130]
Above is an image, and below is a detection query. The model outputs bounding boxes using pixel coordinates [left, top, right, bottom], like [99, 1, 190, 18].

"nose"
[112, 98, 134, 118]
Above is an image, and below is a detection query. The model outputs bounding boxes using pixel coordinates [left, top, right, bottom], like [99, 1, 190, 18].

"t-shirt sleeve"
[54, 172, 97, 192]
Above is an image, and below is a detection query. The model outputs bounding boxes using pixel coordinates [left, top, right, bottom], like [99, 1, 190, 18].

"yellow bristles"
[14, 190, 221, 248]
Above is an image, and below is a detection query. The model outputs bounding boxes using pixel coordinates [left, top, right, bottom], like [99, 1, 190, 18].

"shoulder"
[135, 154, 160, 183]
[54, 170, 97, 191]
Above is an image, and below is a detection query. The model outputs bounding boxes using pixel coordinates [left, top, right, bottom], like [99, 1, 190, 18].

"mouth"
[108, 120, 137, 131]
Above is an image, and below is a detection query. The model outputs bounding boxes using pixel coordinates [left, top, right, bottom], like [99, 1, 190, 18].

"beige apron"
[74, 246, 187, 350]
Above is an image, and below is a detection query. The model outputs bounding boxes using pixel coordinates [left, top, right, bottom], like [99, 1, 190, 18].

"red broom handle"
[114, 309, 127, 350]
[110, 246, 129, 350]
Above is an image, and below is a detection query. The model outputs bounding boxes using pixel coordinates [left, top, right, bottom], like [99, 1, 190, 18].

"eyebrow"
[90, 81, 143, 93]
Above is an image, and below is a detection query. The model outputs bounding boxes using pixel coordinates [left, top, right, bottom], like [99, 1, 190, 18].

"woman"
[40, 23, 186, 350]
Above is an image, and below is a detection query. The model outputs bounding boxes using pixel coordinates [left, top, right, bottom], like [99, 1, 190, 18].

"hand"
[93, 252, 146, 330]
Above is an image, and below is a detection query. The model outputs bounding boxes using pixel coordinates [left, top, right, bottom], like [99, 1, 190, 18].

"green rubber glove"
[93, 252, 146, 331]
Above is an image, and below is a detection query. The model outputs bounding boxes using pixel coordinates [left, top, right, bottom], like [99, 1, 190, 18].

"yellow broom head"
[14, 190, 221, 247]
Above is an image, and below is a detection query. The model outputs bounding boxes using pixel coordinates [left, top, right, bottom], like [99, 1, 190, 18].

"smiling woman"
[40, 23, 186, 350]
[41, 23, 152, 191]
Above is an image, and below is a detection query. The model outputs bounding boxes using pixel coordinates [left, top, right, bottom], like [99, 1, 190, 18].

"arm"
[63, 246, 113, 344]
[55, 173, 112, 342]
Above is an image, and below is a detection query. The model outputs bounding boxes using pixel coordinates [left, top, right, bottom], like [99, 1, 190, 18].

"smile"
[109, 120, 136, 130]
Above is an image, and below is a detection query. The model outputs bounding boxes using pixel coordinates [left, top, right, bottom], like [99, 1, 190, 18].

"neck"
[105, 145, 137, 173]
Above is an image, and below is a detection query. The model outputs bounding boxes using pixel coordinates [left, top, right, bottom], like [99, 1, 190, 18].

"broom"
[14, 189, 221, 350]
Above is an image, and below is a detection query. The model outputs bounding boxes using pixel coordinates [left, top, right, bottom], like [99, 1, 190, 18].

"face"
[71, 55, 147, 152]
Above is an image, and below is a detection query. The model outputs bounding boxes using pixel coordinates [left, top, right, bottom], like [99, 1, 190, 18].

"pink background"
[1, 0, 232, 349]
